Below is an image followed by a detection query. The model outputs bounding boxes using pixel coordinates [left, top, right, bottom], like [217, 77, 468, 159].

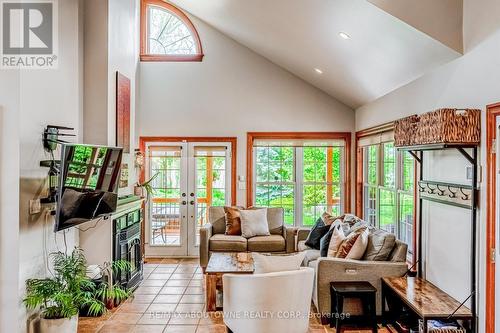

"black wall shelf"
[397, 143, 478, 333]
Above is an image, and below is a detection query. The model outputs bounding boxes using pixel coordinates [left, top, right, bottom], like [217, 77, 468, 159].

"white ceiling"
[169, 0, 461, 109]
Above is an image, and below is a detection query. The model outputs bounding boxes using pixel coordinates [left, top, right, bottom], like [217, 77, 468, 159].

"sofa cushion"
[302, 249, 321, 267]
[209, 234, 247, 252]
[208, 206, 229, 234]
[266, 207, 285, 235]
[363, 229, 396, 261]
[297, 240, 311, 252]
[240, 209, 270, 238]
[327, 224, 345, 257]
[345, 227, 369, 260]
[304, 217, 331, 250]
[224, 206, 242, 235]
[252, 252, 306, 274]
[247, 235, 285, 252]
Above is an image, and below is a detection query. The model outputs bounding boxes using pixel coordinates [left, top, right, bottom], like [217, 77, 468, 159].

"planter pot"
[40, 315, 78, 333]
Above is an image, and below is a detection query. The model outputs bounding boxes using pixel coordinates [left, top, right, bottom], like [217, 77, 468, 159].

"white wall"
[355, 0, 500, 331]
[18, 0, 83, 331]
[0, 67, 20, 333]
[138, 14, 355, 206]
[108, 0, 140, 195]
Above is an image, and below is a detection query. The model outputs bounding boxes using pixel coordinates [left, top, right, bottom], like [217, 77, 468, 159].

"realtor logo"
[1, 0, 58, 69]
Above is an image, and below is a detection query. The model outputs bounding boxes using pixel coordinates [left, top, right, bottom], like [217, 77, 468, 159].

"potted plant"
[24, 248, 105, 333]
[134, 172, 158, 201]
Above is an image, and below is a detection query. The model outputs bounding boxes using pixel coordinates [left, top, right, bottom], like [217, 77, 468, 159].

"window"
[248, 133, 350, 227]
[140, 0, 203, 62]
[361, 140, 414, 256]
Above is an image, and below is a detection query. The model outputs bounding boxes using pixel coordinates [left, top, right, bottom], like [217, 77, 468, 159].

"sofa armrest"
[199, 223, 213, 270]
[296, 228, 311, 244]
[314, 257, 408, 317]
[283, 226, 297, 253]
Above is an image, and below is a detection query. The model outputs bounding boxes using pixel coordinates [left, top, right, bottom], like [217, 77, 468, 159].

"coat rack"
[398, 143, 478, 333]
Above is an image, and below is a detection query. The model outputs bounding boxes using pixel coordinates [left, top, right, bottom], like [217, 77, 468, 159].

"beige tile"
[191, 274, 203, 280]
[188, 280, 203, 287]
[167, 314, 200, 326]
[127, 294, 156, 304]
[137, 312, 171, 325]
[195, 325, 228, 333]
[141, 279, 169, 287]
[146, 303, 178, 314]
[154, 267, 176, 273]
[97, 323, 134, 333]
[163, 325, 197, 333]
[175, 303, 204, 313]
[179, 294, 204, 304]
[174, 266, 197, 273]
[165, 279, 191, 287]
[198, 312, 224, 326]
[110, 313, 142, 325]
[149, 273, 173, 280]
[153, 294, 183, 304]
[184, 287, 203, 295]
[170, 273, 194, 280]
[132, 324, 166, 333]
[115, 302, 150, 313]
[135, 286, 162, 295]
[160, 286, 187, 295]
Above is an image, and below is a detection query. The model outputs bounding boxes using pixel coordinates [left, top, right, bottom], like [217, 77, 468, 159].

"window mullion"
[296, 147, 303, 227]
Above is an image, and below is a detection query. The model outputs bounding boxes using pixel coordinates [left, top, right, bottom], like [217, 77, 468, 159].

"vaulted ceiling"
[170, 0, 463, 109]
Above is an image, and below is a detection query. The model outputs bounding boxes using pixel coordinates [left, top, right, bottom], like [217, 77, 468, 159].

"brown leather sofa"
[199, 207, 296, 271]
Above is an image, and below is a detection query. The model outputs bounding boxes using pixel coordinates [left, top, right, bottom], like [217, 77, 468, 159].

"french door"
[145, 142, 232, 257]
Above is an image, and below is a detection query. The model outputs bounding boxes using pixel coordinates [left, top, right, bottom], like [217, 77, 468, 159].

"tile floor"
[78, 258, 392, 333]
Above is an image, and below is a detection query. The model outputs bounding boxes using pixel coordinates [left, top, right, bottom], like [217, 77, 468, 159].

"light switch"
[238, 181, 246, 190]
[29, 199, 41, 215]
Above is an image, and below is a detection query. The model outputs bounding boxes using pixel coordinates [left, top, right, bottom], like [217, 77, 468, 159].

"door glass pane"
[194, 147, 227, 246]
[383, 142, 396, 188]
[379, 189, 396, 233]
[399, 193, 414, 254]
[149, 147, 182, 246]
[302, 147, 342, 226]
[255, 147, 295, 225]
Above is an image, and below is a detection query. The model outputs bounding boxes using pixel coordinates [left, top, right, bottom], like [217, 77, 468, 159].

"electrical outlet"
[29, 199, 41, 215]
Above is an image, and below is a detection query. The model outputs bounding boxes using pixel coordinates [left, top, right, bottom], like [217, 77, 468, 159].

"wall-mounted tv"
[54, 143, 123, 232]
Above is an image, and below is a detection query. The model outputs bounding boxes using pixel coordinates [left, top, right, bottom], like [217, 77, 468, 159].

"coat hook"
[448, 185, 457, 198]
[436, 184, 446, 196]
[459, 187, 470, 201]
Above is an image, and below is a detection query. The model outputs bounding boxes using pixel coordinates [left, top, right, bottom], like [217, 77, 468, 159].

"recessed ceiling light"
[314, 68, 323, 74]
[339, 32, 351, 40]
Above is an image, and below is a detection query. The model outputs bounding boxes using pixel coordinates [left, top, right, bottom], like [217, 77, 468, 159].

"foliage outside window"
[254, 144, 344, 226]
[363, 142, 414, 254]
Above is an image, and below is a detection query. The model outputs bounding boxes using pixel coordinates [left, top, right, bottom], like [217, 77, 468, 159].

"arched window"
[140, 0, 203, 62]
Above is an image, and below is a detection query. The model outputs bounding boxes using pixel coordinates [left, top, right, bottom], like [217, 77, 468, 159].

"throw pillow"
[304, 217, 330, 249]
[327, 224, 346, 257]
[346, 227, 370, 260]
[319, 228, 334, 257]
[335, 226, 368, 259]
[224, 206, 242, 235]
[363, 229, 396, 261]
[240, 208, 270, 238]
[321, 212, 344, 225]
[253, 252, 306, 274]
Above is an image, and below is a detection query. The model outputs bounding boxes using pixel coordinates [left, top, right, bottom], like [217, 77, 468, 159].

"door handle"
[190, 193, 195, 197]
[182, 201, 187, 205]
[190, 200, 195, 205]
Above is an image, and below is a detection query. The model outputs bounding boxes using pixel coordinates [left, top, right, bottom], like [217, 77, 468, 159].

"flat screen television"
[54, 143, 123, 232]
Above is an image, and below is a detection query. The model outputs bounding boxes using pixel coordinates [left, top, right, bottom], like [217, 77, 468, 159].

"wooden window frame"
[246, 132, 352, 214]
[356, 122, 417, 264]
[486, 102, 500, 333]
[140, 0, 204, 62]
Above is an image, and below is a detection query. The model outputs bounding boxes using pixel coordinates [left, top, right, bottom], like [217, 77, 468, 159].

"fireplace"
[113, 208, 143, 290]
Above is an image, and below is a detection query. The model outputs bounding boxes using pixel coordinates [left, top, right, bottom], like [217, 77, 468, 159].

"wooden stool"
[330, 281, 378, 333]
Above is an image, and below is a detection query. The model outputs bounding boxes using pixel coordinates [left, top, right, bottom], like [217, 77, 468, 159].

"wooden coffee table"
[205, 252, 254, 311]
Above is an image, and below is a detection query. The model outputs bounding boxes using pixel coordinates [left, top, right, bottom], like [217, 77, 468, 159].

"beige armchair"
[200, 207, 296, 271]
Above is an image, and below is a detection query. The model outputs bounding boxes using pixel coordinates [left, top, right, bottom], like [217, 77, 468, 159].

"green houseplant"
[134, 172, 158, 201]
[24, 248, 106, 333]
[90, 260, 131, 311]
